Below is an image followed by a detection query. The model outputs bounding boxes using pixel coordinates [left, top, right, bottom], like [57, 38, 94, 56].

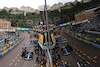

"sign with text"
[59, 22, 70, 27]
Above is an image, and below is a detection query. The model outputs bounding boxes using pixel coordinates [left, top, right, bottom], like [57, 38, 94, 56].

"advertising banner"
[59, 22, 70, 27]
[39, 33, 44, 44]
[51, 33, 54, 43]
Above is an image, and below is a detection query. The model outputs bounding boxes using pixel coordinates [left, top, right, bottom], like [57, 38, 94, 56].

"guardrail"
[65, 31, 100, 49]
[0, 35, 24, 58]
[0, 39, 4, 43]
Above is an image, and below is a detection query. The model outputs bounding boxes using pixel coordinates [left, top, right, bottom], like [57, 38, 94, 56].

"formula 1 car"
[24, 51, 34, 60]
[61, 46, 71, 55]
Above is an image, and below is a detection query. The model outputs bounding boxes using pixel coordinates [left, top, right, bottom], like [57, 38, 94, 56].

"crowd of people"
[82, 15, 100, 30]
[34, 43, 61, 67]
[66, 14, 100, 44]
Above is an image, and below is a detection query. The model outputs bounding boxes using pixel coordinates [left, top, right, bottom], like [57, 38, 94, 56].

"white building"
[64, 2, 73, 6]
[10, 7, 20, 11]
[50, 2, 63, 11]
[35, 9, 39, 14]
[73, 0, 78, 5]
[81, 0, 91, 3]
[3, 7, 20, 12]
[10, 10, 24, 15]
[3, 7, 10, 12]
[20, 6, 35, 13]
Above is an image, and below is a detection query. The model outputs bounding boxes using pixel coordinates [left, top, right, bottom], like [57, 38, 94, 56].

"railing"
[0, 35, 24, 58]
[65, 31, 100, 49]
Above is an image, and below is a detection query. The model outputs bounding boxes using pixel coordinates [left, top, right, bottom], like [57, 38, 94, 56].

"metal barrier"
[0, 37, 24, 58]
[65, 31, 100, 49]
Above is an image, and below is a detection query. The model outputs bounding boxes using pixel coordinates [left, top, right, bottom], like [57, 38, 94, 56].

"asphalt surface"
[0, 28, 99, 67]
[61, 27, 100, 67]
[59, 43, 78, 67]
[0, 32, 39, 67]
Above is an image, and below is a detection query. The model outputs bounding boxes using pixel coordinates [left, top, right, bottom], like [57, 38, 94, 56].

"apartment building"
[50, 2, 63, 11]
[0, 19, 11, 29]
[20, 6, 35, 13]
[75, 6, 100, 22]
[81, 0, 91, 3]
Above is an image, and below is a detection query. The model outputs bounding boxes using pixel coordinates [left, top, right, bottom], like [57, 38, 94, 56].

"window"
[4, 23, 7, 25]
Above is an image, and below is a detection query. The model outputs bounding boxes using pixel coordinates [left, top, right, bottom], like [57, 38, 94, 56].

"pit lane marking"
[92, 60, 97, 63]
[15, 57, 17, 59]
[17, 54, 19, 56]
[15, 63, 17, 66]
[62, 34, 97, 65]
[9, 52, 22, 66]
[77, 49, 79, 51]
[83, 53, 86, 56]
[17, 60, 20, 62]
[87, 56, 90, 59]
[87, 61, 90, 65]
[12, 59, 15, 62]
[72, 45, 97, 64]
[78, 54, 81, 57]
[20, 57, 22, 59]
[9, 63, 12, 66]
[75, 52, 78, 54]
[73, 50, 75, 52]
[80, 51, 82, 53]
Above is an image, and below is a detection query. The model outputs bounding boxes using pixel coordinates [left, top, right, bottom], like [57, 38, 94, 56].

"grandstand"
[66, 7, 100, 44]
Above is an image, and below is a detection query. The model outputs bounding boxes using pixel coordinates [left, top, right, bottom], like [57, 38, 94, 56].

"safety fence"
[0, 35, 24, 58]
[65, 31, 100, 49]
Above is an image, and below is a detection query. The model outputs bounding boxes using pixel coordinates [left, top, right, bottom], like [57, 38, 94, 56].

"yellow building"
[0, 19, 11, 29]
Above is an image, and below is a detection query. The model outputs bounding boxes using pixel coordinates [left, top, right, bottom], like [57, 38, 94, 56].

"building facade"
[35, 9, 39, 14]
[3, 7, 10, 12]
[0, 19, 11, 29]
[10, 10, 24, 14]
[75, 6, 100, 22]
[11, 27, 17, 30]
[10, 7, 20, 11]
[73, 0, 78, 5]
[20, 6, 35, 13]
[81, 0, 91, 3]
[50, 2, 63, 11]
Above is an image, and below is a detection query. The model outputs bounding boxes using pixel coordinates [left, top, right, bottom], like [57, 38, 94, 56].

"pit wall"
[0, 35, 24, 58]
[65, 31, 100, 49]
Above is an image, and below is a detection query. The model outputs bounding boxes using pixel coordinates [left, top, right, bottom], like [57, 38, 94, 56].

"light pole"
[44, 0, 53, 67]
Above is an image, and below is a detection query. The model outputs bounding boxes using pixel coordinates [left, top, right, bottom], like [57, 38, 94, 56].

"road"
[0, 28, 99, 67]
[59, 42, 78, 67]
[0, 32, 39, 67]
[61, 27, 100, 67]
[0, 33, 17, 48]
